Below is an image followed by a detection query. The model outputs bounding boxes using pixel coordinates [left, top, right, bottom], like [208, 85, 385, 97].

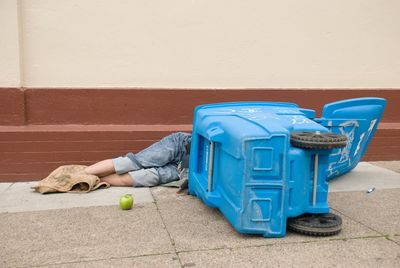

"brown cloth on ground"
[32, 165, 110, 194]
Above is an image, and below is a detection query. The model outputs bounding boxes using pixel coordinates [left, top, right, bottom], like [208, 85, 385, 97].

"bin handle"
[207, 141, 215, 192]
[313, 154, 318, 206]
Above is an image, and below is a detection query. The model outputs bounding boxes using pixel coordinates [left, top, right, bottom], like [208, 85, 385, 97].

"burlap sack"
[32, 165, 110, 194]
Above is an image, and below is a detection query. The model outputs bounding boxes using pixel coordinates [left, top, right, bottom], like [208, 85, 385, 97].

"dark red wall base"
[0, 88, 399, 182]
[0, 124, 191, 182]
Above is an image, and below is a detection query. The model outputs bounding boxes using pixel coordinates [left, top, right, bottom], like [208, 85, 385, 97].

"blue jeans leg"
[113, 132, 191, 186]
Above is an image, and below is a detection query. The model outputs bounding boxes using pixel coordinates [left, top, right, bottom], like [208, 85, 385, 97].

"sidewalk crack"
[151, 190, 184, 268]
[4, 183, 14, 192]
[28, 252, 177, 268]
[330, 207, 400, 247]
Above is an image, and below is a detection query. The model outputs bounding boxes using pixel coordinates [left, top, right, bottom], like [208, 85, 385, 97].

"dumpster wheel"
[290, 131, 347, 149]
[287, 213, 342, 236]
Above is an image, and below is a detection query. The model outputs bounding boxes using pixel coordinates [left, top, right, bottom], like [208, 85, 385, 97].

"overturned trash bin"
[188, 97, 386, 237]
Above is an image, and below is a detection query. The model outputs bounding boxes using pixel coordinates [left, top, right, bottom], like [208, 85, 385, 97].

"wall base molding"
[0, 88, 399, 182]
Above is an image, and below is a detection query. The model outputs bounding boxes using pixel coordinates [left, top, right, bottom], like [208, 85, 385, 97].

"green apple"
[119, 194, 134, 210]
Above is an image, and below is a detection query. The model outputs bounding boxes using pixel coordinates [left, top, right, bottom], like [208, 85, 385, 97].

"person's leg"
[84, 159, 115, 177]
[100, 173, 134, 186]
[131, 132, 191, 168]
[85, 132, 190, 187]
[84, 159, 131, 186]
[127, 164, 180, 187]
[155, 164, 180, 185]
[84, 153, 139, 178]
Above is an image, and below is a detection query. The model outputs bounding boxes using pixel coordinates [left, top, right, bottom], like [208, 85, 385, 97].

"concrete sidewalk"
[1, 162, 399, 267]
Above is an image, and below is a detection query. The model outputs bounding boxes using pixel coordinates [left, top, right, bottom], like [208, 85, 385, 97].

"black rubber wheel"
[290, 131, 347, 149]
[287, 213, 342, 236]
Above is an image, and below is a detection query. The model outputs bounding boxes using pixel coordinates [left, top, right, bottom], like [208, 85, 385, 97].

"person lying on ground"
[84, 132, 191, 187]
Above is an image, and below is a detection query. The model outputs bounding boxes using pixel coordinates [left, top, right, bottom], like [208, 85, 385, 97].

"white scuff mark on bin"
[337, 120, 358, 164]
[354, 132, 365, 156]
[235, 107, 264, 114]
[327, 120, 359, 177]
[240, 108, 261, 113]
[272, 108, 299, 114]
[246, 114, 281, 121]
[213, 108, 238, 114]
[353, 119, 377, 157]
[253, 202, 263, 221]
[290, 115, 313, 125]
[237, 109, 282, 121]
[215, 107, 247, 114]
[369, 119, 377, 132]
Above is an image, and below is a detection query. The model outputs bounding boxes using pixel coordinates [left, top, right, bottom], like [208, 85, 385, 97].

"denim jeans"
[112, 132, 191, 187]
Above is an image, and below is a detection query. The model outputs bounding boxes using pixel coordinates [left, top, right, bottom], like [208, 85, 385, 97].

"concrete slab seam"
[27, 252, 178, 268]
[1, 183, 14, 193]
[384, 235, 400, 247]
[151, 189, 184, 267]
[9, 236, 392, 268]
[175, 235, 388, 255]
[330, 207, 391, 238]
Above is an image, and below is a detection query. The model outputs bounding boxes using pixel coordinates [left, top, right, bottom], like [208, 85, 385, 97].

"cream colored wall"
[3, 0, 400, 88]
[0, 0, 21, 87]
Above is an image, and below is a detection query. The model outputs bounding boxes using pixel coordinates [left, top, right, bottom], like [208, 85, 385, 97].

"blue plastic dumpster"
[188, 97, 386, 237]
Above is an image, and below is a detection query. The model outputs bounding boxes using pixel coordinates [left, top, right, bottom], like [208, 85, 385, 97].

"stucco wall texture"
[1, 0, 400, 88]
[0, 0, 21, 87]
